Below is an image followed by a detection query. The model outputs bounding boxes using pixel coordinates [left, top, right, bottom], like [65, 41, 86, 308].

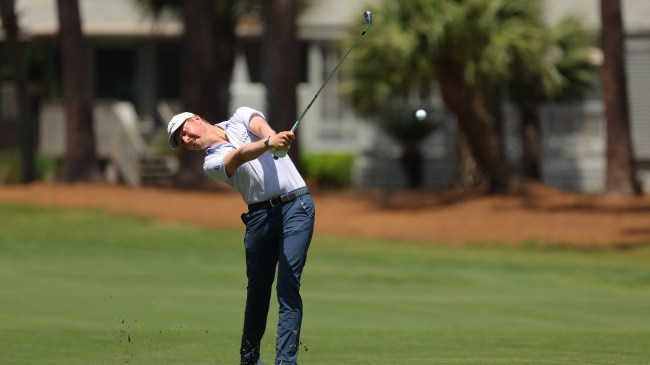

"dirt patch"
[1, 182, 649, 247]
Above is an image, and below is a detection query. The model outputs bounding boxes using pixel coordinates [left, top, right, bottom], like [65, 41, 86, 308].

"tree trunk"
[213, 14, 235, 122]
[521, 93, 541, 180]
[56, 0, 101, 182]
[263, 0, 301, 165]
[435, 58, 523, 194]
[175, 0, 235, 189]
[453, 130, 487, 189]
[399, 146, 423, 188]
[600, 0, 639, 196]
[0, 0, 35, 183]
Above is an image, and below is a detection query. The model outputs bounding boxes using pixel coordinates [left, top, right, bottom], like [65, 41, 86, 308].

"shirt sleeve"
[204, 143, 236, 181]
[234, 107, 267, 130]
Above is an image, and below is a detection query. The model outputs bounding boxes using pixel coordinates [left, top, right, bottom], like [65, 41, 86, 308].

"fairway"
[1, 204, 649, 365]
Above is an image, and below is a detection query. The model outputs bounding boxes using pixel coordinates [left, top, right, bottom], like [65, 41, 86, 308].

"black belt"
[248, 187, 309, 211]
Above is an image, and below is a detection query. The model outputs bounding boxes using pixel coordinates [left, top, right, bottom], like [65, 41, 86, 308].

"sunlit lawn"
[1, 203, 649, 364]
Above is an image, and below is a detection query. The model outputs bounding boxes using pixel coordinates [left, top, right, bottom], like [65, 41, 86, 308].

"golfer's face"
[176, 115, 205, 150]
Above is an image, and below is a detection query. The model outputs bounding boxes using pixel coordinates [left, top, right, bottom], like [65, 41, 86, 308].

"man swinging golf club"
[167, 11, 372, 364]
[168, 107, 315, 365]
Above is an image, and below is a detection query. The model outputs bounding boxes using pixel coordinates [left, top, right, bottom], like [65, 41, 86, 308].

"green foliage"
[545, 15, 597, 101]
[447, 0, 545, 86]
[1, 204, 650, 364]
[507, 12, 595, 103]
[342, 0, 545, 114]
[301, 153, 354, 189]
[342, 0, 594, 113]
[0, 150, 58, 183]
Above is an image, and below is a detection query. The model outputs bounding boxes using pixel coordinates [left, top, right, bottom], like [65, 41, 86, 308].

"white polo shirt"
[203, 107, 307, 205]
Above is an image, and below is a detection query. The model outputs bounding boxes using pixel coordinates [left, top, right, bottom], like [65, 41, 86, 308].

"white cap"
[167, 112, 195, 148]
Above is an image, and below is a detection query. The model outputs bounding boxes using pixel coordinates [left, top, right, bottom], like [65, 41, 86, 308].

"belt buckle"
[269, 196, 282, 207]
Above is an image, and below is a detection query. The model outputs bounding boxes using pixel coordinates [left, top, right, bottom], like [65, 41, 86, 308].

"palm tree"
[56, 0, 101, 182]
[510, 14, 596, 180]
[345, 0, 553, 193]
[599, 0, 639, 196]
[0, 0, 35, 182]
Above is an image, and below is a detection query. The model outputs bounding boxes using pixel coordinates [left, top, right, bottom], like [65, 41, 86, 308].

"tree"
[174, 0, 235, 188]
[600, 0, 639, 196]
[345, 0, 553, 193]
[262, 0, 301, 164]
[56, 0, 101, 182]
[0, 0, 35, 182]
[510, 15, 596, 180]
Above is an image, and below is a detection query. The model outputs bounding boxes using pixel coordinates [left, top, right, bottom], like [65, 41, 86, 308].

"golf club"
[273, 10, 373, 159]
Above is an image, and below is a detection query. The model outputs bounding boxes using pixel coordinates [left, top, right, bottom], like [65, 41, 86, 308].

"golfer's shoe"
[240, 360, 263, 365]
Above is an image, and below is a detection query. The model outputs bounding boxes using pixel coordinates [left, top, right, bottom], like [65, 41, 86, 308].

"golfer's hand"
[270, 131, 295, 150]
[269, 131, 294, 159]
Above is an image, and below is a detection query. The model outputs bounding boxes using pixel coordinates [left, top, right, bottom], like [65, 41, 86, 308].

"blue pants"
[239, 194, 315, 365]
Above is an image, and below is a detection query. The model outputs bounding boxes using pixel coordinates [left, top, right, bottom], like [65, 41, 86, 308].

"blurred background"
[0, 0, 648, 196]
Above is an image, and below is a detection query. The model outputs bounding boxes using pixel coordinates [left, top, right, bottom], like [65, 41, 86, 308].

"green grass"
[1, 203, 649, 365]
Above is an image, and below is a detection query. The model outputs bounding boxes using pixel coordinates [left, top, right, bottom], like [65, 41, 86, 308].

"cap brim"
[167, 112, 195, 149]
[168, 122, 184, 149]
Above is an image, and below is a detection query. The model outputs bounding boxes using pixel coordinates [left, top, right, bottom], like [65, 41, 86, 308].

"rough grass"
[1, 203, 649, 364]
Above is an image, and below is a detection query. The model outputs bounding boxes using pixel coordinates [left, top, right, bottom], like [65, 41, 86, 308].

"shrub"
[0, 150, 58, 183]
[301, 153, 354, 189]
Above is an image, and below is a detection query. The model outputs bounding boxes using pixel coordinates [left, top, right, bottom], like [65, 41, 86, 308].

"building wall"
[627, 38, 650, 163]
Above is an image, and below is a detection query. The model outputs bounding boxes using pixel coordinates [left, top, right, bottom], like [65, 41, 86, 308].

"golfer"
[168, 107, 316, 365]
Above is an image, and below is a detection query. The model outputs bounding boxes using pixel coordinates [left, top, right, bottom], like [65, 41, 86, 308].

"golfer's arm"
[223, 139, 270, 177]
[223, 114, 291, 176]
[249, 114, 294, 154]
[249, 114, 276, 139]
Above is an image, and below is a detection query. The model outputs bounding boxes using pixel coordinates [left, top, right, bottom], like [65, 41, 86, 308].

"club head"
[363, 10, 373, 25]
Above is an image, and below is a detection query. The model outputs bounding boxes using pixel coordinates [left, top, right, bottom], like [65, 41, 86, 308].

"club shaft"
[290, 23, 370, 133]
